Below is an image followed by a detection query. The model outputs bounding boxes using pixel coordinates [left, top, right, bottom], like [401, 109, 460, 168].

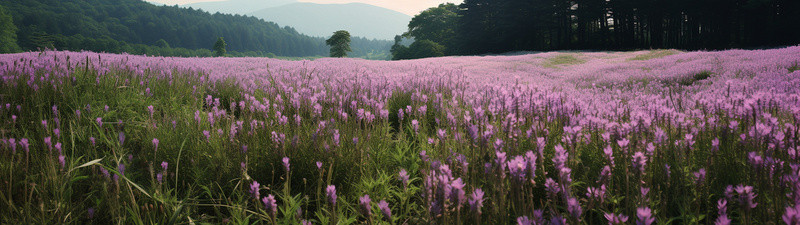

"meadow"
[1, 46, 799, 224]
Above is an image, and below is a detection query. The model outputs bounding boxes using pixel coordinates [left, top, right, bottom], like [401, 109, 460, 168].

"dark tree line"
[0, 0, 393, 58]
[458, 0, 800, 54]
[397, 0, 800, 58]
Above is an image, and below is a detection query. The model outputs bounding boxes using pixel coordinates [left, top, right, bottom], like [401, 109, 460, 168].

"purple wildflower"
[359, 194, 372, 216]
[693, 168, 706, 186]
[517, 216, 532, 225]
[734, 184, 758, 210]
[399, 169, 409, 188]
[87, 208, 95, 219]
[545, 178, 560, 197]
[147, 105, 154, 118]
[262, 194, 277, 217]
[55, 142, 62, 154]
[8, 138, 17, 154]
[326, 185, 337, 206]
[333, 129, 340, 147]
[118, 163, 126, 177]
[20, 138, 29, 153]
[378, 200, 391, 221]
[711, 138, 720, 153]
[783, 204, 800, 225]
[58, 155, 66, 169]
[587, 185, 607, 204]
[605, 213, 629, 225]
[450, 178, 467, 206]
[152, 138, 159, 152]
[469, 188, 484, 213]
[553, 144, 568, 170]
[715, 214, 731, 225]
[636, 207, 655, 225]
[632, 151, 647, 174]
[44, 136, 52, 151]
[567, 197, 583, 220]
[282, 157, 290, 172]
[250, 181, 260, 199]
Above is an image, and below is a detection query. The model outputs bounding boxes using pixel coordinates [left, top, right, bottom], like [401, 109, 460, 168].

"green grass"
[629, 50, 680, 61]
[542, 54, 586, 68]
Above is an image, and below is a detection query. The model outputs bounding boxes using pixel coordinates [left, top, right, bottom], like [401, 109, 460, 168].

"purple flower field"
[1, 46, 799, 224]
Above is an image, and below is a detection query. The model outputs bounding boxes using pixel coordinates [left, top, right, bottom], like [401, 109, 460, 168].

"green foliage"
[213, 37, 226, 57]
[390, 35, 409, 60]
[0, 5, 20, 53]
[391, 3, 459, 60]
[393, 40, 445, 60]
[326, 30, 351, 58]
[403, 3, 460, 55]
[789, 61, 800, 73]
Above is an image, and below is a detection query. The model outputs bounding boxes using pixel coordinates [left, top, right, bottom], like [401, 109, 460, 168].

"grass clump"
[543, 54, 585, 68]
[675, 70, 713, 86]
[629, 49, 680, 61]
[789, 61, 800, 73]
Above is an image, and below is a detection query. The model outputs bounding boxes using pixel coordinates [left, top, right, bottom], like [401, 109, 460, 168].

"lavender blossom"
[469, 188, 484, 213]
[282, 157, 290, 172]
[378, 200, 391, 221]
[326, 185, 337, 206]
[262, 194, 277, 217]
[250, 181, 260, 199]
[605, 213, 629, 225]
[636, 207, 655, 225]
[152, 138, 159, 152]
[359, 194, 372, 216]
[399, 169, 409, 188]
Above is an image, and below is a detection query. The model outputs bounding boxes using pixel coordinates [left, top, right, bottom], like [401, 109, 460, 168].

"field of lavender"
[1, 46, 799, 224]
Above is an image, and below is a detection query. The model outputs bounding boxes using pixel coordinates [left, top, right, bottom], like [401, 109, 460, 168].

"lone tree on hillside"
[326, 30, 351, 58]
[213, 37, 226, 57]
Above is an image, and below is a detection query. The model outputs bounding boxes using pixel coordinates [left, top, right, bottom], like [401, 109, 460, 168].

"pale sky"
[147, 0, 461, 15]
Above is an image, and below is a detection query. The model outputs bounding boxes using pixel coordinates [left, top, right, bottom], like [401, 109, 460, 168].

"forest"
[395, 0, 800, 58]
[0, 0, 392, 58]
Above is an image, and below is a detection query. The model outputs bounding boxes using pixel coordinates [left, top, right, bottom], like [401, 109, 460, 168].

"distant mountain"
[182, 0, 296, 15]
[248, 3, 410, 40]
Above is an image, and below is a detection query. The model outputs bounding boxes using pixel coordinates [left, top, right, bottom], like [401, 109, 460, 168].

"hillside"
[247, 2, 411, 40]
[0, 0, 392, 57]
